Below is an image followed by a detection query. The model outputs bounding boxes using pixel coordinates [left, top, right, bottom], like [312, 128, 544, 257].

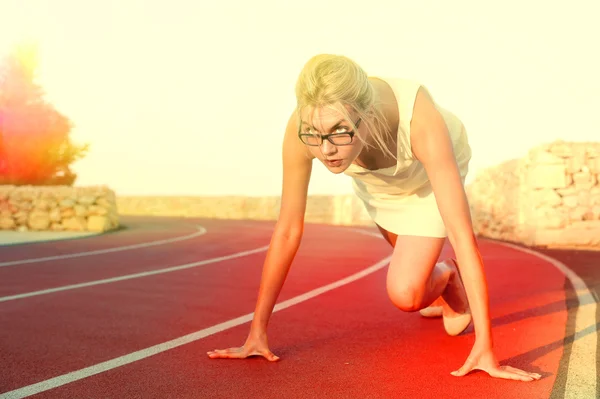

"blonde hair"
[294, 54, 396, 160]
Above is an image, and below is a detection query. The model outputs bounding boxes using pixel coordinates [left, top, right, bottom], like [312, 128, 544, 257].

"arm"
[409, 88, 492, 346]
[208, 110, 314, 361]
[250, 110, 314, 331]
[410, 87, 540, 381]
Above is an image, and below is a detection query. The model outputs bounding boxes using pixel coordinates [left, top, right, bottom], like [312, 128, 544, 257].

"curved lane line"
[488, 239, 597, 399]
[0, 226, 207, 268]
[0, 244, 270, 303]
[0, 229, 392, 398]
[356, 229, 598, 396]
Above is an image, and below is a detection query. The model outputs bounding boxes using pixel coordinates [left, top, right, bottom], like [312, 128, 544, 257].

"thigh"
[376, 223, 446, 288]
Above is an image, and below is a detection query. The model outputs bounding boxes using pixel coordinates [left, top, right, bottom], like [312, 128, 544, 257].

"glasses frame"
[297, 118, 362, 146]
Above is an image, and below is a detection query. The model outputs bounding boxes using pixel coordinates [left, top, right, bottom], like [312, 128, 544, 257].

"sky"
[1, 0, 599, 196]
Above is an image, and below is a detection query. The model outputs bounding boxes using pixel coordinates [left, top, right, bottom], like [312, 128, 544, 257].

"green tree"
[0, 42, 89, 186]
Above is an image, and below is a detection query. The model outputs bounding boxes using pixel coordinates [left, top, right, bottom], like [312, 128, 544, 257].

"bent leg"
[375, 223, 471, 335]
[375, 224, 468, 314]
[385, 234, 450, 312]
[376, 224, 450, 311]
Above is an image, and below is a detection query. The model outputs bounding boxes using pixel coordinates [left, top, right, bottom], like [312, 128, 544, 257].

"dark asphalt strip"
[538, 248, 600, 399]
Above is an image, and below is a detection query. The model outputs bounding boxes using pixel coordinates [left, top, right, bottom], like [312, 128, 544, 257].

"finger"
[263, 351, 280, 362]
[501, 366, 542, 380]
[207, 347, 243, 358]
[489, 368, 535, 381]
[209, 347, 238, 355]
[451, 358, 476, 377]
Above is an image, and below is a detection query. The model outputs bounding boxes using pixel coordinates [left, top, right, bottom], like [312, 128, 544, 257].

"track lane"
[0, 232, 268, 298]
[0, 217, 205, 263]
[8, 239, 568, 399]
[0, 224, 391, 393]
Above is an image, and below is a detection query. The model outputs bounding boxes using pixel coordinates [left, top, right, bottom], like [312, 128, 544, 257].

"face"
[298, 106, 366, 174]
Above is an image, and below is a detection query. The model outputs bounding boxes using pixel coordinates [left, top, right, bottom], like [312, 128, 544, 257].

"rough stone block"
[572, 171, 594, 185]
[556, 187, 577, 196]
[532, 189, 562, 207]
[61, 208, 76, 218]
[59, 198, 76, 208]
[569, 220, 600, 229]
[33, 199, 52, 211]
[528, 165, 569, 188]
[549, 141, 574, 157]
[62, 217, 87, 231]
[534, 207, 568, 229]
[585, 157, 600, 173]
[535, 226, 600, 247]
[50, 222, 65, 231]
[568, 151, 586, 173]
[562, 196, 578, 208]
[577, 191, 591, 207]
[569, 206, 589, 222]
[28, 211, 50, 230]
[88, 205, 108, 216]
[528, 149, 565, 164]
[586, 144, 600, 158]
[14, 211, 28, 225]
[0, 217, 16, 230]
[78, 195, 97, 206]
[74, 205, 87, 217]
[87, 215, 111, 232]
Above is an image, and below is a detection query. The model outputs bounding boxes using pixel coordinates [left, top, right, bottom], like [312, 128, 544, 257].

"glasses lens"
[300, 134, 320, 146]
[329, 133, 353, 145]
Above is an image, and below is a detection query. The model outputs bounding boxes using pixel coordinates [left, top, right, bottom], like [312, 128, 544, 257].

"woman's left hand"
[451, 344, 542, 381]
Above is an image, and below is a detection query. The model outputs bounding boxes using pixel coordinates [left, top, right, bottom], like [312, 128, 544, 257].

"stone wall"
[0, 185, 120, 232]
[5, 140, 597, 249]
[466, 158, 523, 242]
[116, 195, 374, 226]
[467, 140, 600, 248]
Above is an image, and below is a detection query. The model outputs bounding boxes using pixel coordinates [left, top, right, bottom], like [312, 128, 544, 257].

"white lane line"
[0, 226, 207, 268]
[1, 258, 393, 397]
[0, 230, 391, 399]
[357, 229, 598, 395]
[0, 245, 270, 303]
[487, 240, 597, 399]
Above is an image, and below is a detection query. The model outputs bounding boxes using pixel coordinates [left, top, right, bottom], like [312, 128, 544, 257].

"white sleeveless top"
[343, 76, 472, 237]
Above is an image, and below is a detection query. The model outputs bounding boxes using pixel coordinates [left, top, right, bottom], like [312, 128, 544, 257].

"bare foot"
[419, 296, 444, 318]
[441, 258, 471, 336]
[441, 258, 469, 316]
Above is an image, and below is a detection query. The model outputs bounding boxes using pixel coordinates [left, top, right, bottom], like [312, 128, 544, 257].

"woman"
[207, 54, 541, 382]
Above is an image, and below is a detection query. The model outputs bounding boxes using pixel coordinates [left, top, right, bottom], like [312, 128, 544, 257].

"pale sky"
[1, 0, 599, 196]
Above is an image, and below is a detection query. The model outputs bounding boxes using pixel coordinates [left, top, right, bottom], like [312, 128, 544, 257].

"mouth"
[324, 159, 343, 167]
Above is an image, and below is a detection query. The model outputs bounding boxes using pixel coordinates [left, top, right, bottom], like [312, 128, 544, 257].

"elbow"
[274, 222, 304, 241]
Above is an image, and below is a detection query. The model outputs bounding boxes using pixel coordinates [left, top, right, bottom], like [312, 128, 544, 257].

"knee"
[387, 283, 422, 312]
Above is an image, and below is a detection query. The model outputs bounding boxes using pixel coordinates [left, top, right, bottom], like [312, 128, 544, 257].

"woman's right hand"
[206, 330, 280, 361]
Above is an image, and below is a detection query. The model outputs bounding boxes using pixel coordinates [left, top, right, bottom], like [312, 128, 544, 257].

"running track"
[0, 215, 598, 398]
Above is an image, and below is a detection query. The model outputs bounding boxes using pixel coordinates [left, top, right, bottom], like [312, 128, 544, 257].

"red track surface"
[0, 216, 597, 398]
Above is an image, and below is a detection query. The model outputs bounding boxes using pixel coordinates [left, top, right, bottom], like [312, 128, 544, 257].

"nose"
[320, 139, 337, 156]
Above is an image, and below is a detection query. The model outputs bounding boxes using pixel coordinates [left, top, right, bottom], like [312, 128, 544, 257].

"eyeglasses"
[298, 118, 361, 146]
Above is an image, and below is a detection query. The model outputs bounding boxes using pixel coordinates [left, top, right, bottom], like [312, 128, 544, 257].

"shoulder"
[411, 86, 445, 135]
[413, 86, 438, 120]
[380, 77, 429, 122]
[409, 87, 450, 162]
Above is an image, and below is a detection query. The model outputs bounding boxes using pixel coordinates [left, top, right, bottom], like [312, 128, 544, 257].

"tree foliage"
[0, 43, 89, 186]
